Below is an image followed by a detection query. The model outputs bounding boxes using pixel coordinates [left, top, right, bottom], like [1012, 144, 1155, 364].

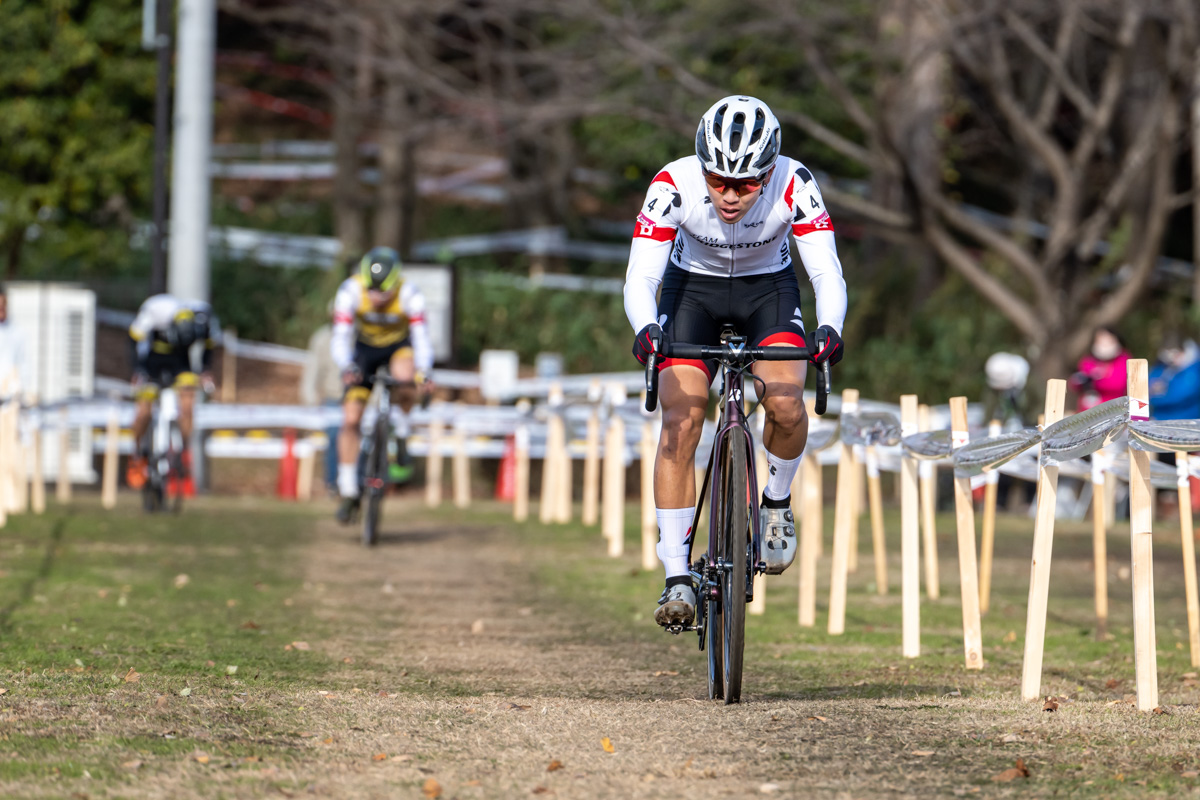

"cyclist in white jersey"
[623, 95, 848, 628]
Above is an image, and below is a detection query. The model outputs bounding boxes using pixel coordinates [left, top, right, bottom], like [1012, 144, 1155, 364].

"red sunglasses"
[702, 170, 767, 196]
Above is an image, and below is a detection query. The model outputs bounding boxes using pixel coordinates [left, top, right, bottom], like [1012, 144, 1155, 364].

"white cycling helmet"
[695, 95, 781, 179]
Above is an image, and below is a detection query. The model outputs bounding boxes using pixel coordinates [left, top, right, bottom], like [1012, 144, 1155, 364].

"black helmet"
[169, 309, 198, 349]
[359, 246, 402, 291]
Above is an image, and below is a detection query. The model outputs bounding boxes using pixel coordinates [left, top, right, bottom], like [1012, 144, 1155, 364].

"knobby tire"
[720, 438, 749, 703]
[362, 416, 387, 547]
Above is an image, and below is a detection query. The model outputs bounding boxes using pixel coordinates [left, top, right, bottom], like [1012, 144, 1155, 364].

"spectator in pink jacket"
[1068, 326, 1130, 412]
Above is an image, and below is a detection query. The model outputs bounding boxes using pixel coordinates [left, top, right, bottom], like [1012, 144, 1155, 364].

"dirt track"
[282, 501, 1200, 800]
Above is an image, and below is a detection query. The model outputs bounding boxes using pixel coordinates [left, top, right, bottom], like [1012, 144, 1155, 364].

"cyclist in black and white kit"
[624, 95, 847, 628]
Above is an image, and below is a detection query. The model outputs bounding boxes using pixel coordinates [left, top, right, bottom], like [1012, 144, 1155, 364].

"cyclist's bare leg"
[176, 386, 197, 443]
[752, 355, 809, 460]
[752, 352, 807, 572]
[387, 352, 418, 414]
[654, 365, 711, 508]
[339, 398, 366, 465]
[131, 399, 153, 452]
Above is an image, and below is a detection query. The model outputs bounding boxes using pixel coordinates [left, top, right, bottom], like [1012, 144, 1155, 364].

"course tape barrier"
[1128, 419, 1200, 453]
[953, 427, 1042, 477]
[840, 411, 901, 447]
[1039, 397, 1128, 466]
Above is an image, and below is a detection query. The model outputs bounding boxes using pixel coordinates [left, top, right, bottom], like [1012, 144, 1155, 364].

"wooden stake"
[296, 440, 315, 501]
[828, 388, 859, 635]
[514, 423, 531, 522]
[796, 449, 821, 628]
[918, 404, 940, 599]
[848, 444, 863, 573]
[101, 406, 119, 510]
[56, 409, 71, 504]
[641, 417, 658, 571]
[1019, 379, 1067, 701]
[0, 404, 15, 513]
[979, 419, 1001, 613]
[539, 386, 564, 524]
[453, 423, 470, 509]
[555, 405, 573, 524]
[1092, 451, 1110, 637]
[866, 444, 887, 595]
[602, 408, 626, 557]
[750, 405, 768, 616]
[221, 328, 237, 404]
[900, 395, 920, 658]
[1127, 359, 1158, 710]
[1175, 452, 1200, 667]
[425, 415, 443, 508]
[31, 426, 45, 514]
[582, 406, 601, 526]
[950, 396, 984, 670]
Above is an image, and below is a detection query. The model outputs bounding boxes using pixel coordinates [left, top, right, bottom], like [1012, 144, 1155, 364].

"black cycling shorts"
[345, 338, 413, 402]
[657, 265, 807, 381]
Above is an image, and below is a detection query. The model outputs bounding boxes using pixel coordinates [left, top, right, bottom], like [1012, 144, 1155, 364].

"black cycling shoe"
[335, 496, 360, 525]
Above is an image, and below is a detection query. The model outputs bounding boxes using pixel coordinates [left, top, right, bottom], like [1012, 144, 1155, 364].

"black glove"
[811, 325, 843, 366]
[632, 323, 665, 365]
[341, 365, 363, 386]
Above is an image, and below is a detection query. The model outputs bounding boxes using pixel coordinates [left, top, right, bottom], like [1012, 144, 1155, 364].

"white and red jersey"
[622, 155, 847, 335]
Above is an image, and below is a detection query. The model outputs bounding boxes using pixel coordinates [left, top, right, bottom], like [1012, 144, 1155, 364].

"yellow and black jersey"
[330, 274, 433, 372]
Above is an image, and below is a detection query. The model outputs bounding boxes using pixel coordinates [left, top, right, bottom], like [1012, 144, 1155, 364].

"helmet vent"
[727, 111, 745, 153]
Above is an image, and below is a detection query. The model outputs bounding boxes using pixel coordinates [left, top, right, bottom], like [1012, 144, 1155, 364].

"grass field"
[0, 490, 1197, 798]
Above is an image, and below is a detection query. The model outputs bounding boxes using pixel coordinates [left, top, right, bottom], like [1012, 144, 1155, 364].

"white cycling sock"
[393, 410, 411, 439]
[655, 507, 695, 580]
[337, 463, 360, 498]
[763, 450, 802, 502]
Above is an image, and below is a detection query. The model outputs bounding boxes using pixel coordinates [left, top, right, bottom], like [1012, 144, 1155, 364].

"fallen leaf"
[1181, 770, 1198, 778]
[1105, 679, 1120, 689]
[343, 657, 355, 664]
[173, 574, 189, 589]
[1000, 733, 1022, 744]
[1152, 706, 1169, 715]
[1043, 697, 1059, 712]
[226, 599, 238, 608]
[945, 689, 962, 697]
[194, 752, 211, 764]
[464, 780, 482, 787]
[532, 788, 552, 795]
[422, 778, 442, 798]
[322, 737, 333, 745]
[911, 750, 935, 757]
[179, 687, 192, 697]
[1002, 630, 1017, 643]
[807, 715, 828, 722]
[205, 660, 215, 667]
[124, 668, 140, 683]
[546, 760, 563, 772]
[0, 688, 9, 695]
[652, 671, 679, 677]
[240, 621, 260, 629]
[502, 702, 531, 711]
[471, 619, 485, 634]
[601, 737, 615, 754]
[759, 783, 782, 793]
[291, 642, 311, 651]
[992, 759, 1031, 782]
[372, 753, 388, 762]
[225, 665, 238, 675]
[155, 695, 167, 709]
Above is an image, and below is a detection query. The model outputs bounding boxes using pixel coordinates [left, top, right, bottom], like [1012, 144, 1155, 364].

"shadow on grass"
[0, 514, 69, 631]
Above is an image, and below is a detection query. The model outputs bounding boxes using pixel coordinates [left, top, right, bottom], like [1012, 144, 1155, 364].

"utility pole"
[168, 0, 216, 304]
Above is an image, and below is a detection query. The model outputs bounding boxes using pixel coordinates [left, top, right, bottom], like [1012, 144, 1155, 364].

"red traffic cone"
[495, 433, 516, 501]
[277, 428, 298, 500]
[181, 449, 196, 498]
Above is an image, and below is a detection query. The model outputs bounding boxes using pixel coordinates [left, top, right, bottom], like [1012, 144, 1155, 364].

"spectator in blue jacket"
[1149, 333, 1200, 421]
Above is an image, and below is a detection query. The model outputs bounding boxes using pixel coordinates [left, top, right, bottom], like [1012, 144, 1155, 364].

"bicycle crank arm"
[662, 623, 701, 636]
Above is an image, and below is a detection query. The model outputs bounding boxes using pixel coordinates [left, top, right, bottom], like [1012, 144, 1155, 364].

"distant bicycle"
[644, 328, 830, 703]
[353, 370, 428, 546]
[141, 381, 186, 514]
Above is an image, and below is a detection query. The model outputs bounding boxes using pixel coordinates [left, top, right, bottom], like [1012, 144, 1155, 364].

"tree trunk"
[331, 16, 368, 268]
[4, 225, 25, 278]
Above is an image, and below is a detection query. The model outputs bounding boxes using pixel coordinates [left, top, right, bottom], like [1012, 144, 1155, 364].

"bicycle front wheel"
[362, 415, 388, 546]
[718, 437, 749, 704]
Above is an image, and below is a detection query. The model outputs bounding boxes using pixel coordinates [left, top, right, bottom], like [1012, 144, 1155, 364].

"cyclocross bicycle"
[142, 380, 187, 514]
[356, 370, 429, 547]
[644, 330, 830, 703]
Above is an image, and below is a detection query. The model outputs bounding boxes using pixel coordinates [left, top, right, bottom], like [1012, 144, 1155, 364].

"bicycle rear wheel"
[361, 416, 388, 546]
[718, 438, 749, 703]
